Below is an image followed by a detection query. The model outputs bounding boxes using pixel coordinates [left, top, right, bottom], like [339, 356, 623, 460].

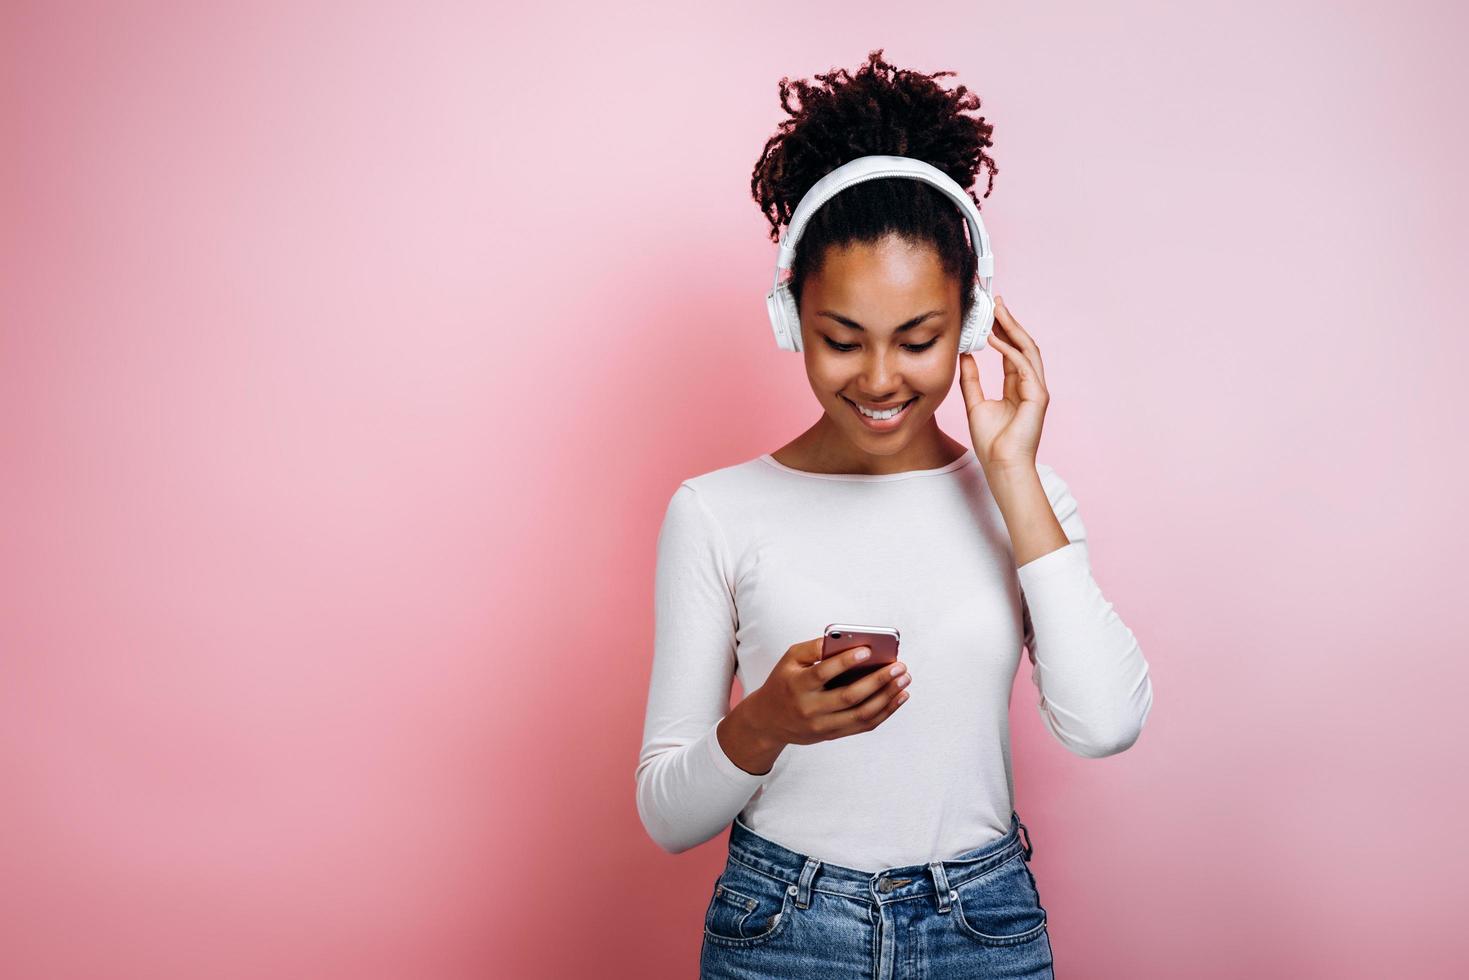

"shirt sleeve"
[635, 482, 767, 853]
[1018, 464, 1154, 758]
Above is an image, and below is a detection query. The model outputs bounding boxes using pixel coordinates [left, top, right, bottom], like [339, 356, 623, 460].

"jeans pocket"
[949, 852, 1049, 948]
[703, 862, 794, 948]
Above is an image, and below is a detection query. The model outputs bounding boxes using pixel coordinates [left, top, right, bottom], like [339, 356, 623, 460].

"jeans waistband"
[726, 810, 1034, 912]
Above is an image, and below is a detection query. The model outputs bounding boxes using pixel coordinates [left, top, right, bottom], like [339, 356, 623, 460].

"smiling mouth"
[842, 395, 918, 422]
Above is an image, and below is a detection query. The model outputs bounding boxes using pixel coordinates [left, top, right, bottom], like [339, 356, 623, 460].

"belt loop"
[928, 861, 954, 913]
[795, 857, 820, 909]
[1014, 810, 1033, 861]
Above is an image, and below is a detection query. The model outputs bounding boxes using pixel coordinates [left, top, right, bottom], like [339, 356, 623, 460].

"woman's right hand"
[745, 637, 911, 749]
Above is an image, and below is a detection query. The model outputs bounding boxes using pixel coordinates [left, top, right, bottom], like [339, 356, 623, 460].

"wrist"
[737, 693, 788, 756]
[983, 458, 1040, 491]
[982, 463, 1069, 566]
[720, 695, 785, 775]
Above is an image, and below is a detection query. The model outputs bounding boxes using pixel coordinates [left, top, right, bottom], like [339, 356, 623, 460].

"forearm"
[986, 463, 1070, 567]
[635, 717, 771, 853]
[1017, 544, 1153, 756]
[993, 461, 1154, 757]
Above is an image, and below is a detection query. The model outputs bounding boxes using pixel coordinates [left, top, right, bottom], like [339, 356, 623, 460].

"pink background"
[3, 2, 1466, 977]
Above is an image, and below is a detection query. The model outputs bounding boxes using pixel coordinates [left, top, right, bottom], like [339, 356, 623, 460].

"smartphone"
[820, 624, 900, 690]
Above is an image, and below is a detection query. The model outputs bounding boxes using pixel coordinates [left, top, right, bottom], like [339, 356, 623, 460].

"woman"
[635, 50, 1154, 979]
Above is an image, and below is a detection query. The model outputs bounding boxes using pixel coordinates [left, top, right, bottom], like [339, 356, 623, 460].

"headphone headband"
[776, 155, 994, 276]
[765, 154, 996, 353]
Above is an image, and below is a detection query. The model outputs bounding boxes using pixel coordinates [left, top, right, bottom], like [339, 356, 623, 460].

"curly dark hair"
[750, 48, 997, 328]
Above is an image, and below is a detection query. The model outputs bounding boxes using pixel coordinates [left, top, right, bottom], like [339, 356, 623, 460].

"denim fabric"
[700, 811, 1053, 978]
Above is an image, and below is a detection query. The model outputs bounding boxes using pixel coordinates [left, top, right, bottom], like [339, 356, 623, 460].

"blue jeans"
[700, 810, 1054, 978]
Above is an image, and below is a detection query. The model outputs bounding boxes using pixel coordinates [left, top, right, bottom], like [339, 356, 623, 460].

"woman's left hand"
[957, 296, 1048, 474]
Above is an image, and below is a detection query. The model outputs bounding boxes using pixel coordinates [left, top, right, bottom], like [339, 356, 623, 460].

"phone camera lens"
[833, 632, 842, 638]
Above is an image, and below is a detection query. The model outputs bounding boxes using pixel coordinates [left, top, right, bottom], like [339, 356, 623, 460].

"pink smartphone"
[820, 623, 900, 690]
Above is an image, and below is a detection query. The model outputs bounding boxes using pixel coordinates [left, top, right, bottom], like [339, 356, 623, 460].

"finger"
[995, 326, 1021, 405]
[987, 332, 1022, 405]
[991, 324, 1039, 394]
[826, 673, 911, 732]
[809, 644, 879, 687]
[957, 350, 986, 410]
[786, 637, 827, 668]
[995, 297, 1044, 381]
[994, 297, 1045, 385]
[818, 660, 906, 709]
[987, 330, 1042, 404]
[869, 683, 912, 727]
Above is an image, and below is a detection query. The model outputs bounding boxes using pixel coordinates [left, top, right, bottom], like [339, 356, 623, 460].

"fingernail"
[853, 647, 870, 661]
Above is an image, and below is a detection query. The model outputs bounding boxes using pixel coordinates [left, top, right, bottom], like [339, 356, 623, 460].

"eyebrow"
[815, 309, 945, 333]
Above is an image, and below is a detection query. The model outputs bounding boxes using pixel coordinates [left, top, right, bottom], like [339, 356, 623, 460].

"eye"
[823, 337, 938, 353]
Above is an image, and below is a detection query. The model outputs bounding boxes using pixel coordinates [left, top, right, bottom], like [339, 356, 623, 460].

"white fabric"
[634, 448, 1154, 870]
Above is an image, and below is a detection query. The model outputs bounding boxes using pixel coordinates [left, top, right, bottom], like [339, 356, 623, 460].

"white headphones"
[764, 154, 996, 353]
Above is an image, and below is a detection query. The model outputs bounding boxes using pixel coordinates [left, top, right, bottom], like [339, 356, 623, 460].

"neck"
[771, 414, 970, 476]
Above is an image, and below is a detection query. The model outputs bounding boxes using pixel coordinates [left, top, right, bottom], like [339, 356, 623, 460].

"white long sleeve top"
[634, 448, 1153, 870]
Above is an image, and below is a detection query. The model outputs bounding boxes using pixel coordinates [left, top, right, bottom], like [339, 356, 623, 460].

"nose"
[856, 349, 904, 400]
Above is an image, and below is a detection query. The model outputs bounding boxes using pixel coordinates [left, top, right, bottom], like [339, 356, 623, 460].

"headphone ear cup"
[959, 287, 995, 353]
[765, 286, 790, 350]
[767, 282, 802, 352]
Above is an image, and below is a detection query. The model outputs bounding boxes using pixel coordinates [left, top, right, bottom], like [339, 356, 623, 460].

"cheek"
[910, 362, 954, 395]
[806, 354, 952, 398]
[806, 359, 851, 392]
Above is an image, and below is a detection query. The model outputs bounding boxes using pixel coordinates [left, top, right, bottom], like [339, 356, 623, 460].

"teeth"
[854, 398, 912, 420]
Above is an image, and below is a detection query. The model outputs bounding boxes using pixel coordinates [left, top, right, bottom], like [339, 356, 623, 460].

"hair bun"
[751, 48, 997, 244]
